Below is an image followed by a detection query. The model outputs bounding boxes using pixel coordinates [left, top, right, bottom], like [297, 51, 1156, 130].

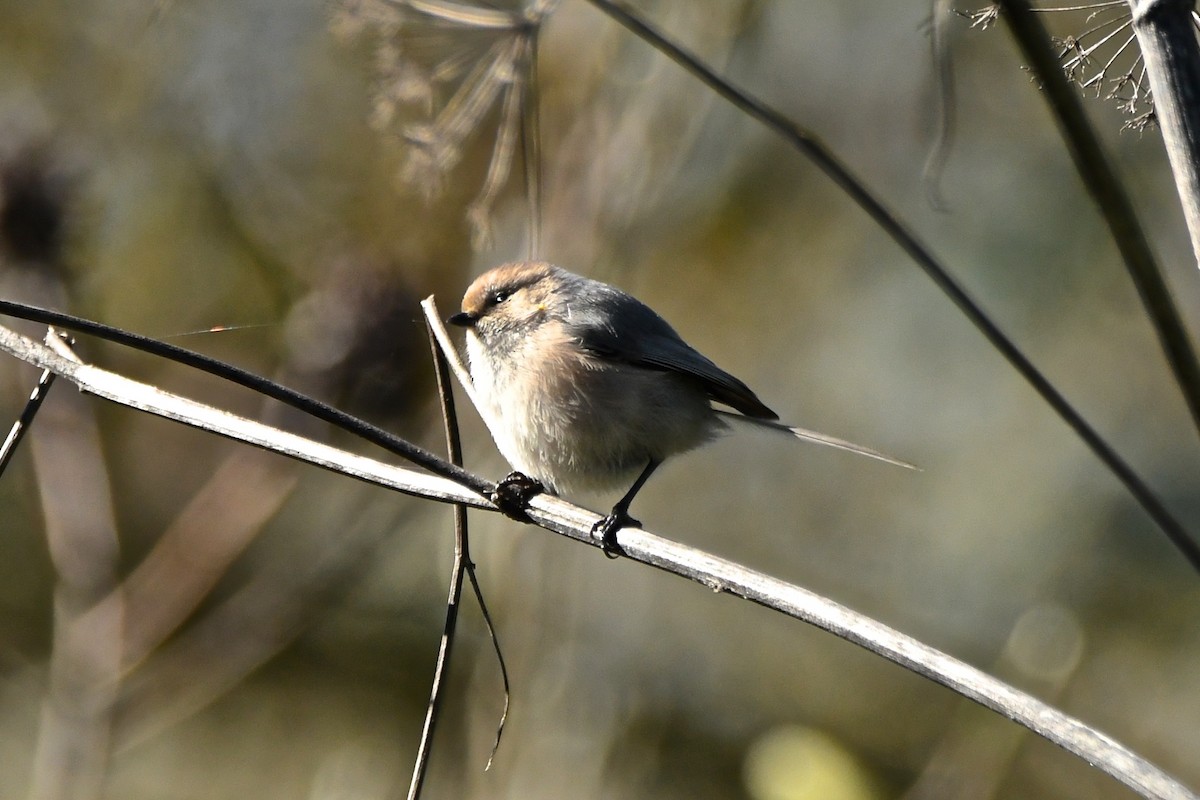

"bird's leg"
[491, 471, 545, 522]
[593, 459, 661, 558]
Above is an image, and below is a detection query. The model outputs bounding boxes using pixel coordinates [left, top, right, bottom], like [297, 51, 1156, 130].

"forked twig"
[421, 298, 512, 771]
[407, 309, 510, 800]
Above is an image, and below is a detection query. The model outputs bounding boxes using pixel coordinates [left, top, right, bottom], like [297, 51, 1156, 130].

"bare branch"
[0, 352, 58, 477]
[0, 320, 1192, 799]
[586, 0, 1200, 573]
[0, 322, 492, 510]
[999, 0, 1200, 463]
[1129, 0, 1200, 267]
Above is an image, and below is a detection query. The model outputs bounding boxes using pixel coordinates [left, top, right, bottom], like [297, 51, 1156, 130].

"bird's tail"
[718, 411, 918, 471]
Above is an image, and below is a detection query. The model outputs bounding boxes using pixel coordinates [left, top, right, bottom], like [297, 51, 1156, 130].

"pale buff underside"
[465, 328, 722, 494]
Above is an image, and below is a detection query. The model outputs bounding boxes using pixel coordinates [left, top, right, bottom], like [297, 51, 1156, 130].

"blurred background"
[1, 1, 1198, 798]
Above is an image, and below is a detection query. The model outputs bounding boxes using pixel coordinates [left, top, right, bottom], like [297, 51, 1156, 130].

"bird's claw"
[491, 471, 545, 522]
[591, 511, 639, 559]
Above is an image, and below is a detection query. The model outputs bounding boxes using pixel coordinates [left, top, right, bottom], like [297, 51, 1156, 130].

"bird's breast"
[465, 330, 720, 493]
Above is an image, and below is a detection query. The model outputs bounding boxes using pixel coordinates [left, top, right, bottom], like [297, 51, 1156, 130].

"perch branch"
[0, 320, 1191, 800]
[418, 299, 1193, 800]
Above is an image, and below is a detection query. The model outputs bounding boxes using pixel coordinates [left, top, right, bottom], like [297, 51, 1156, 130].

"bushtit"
[449, 261, 911, 554]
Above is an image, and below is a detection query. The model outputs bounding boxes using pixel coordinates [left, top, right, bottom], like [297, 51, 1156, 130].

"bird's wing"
[566, 288, 779, 421]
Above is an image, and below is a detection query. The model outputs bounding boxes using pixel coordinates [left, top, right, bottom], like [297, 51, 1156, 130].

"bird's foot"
[491, 471, 545, 522]
[591, 510, 640, 559]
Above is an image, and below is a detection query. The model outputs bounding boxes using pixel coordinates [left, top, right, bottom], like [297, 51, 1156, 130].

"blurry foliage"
[0, 1, 1198, 799]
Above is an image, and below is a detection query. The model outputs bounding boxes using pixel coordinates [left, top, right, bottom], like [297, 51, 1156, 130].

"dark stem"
[0, 299, 495, 498]
[1000, 0, 1200, 440]
[406, 319, 473, 800]
[1130, 0, 1200, 268]
[583, 0, 1200, 572]
[0, 333, 63, 477]
[407, 314, 510, 799]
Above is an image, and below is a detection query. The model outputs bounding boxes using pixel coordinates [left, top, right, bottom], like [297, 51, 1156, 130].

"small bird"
[449, 261, 912, 554]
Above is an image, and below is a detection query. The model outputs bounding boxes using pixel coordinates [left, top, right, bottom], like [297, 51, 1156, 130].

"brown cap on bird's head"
[448, 261, 558, 328]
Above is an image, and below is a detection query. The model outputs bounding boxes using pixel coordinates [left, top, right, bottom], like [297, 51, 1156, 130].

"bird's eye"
[489, 289, 511, 306]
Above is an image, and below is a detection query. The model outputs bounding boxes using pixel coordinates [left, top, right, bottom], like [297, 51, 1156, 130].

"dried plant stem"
[0, 322, 492, 508]
[999, 1, 1200, 439]
[416, 301, 1192, 800]
[0, 318, 1192, 798]
[0, 297, 492, 497]
[0, 333, 61, 477]
[1129, 0, 1200, 263]
[584, 0, 1200, 573]
[407, 311, 510, 800]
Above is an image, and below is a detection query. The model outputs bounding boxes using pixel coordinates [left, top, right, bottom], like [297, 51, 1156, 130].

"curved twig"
[0, 298, 493, 497]
[0, 319, 1192, 799]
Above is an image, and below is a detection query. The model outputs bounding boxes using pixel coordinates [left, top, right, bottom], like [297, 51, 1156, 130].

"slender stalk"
[405, 319, 470, 800]
[0, 320, 1190, 800]
[0, 298, 492, 497]
[999, 0, 1200, 439]
[1128, 0, 1200, 268]
[0, 334, 61, 477]
[407, 303, 511, 797]
[582, 0, 1200, 571]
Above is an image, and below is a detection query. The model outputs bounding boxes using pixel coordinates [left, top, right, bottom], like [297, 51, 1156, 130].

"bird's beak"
[447, 311, 476, 328]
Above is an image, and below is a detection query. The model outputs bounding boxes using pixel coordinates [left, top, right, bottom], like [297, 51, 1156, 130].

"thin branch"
[406, 320, 472, 800]
[421, 297, 509, 773]
[0, 319, 1191, 799]
[0, 322, 492, 510]
[582, 0, 1200, 573]
[1128, 0, 1200, 267]
[998, 0, 1200, 436]
[408, 305, 510, 797]
[0, 331, 64, 477]
[0, 298, 493, 496]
